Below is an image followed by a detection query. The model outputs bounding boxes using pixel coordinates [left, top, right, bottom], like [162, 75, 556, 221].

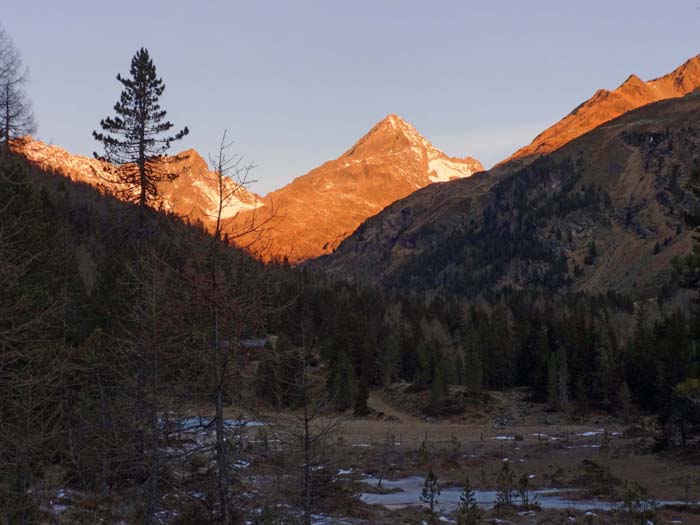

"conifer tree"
[429, 358, 450, 415]
[381, 334, 401, 385]
[575, 375, 589, 415]
[456, 476, 483, 525]
[556, 345, 569, 409]
[546, 353, 558, 409]
[328, 351, 355, 410]
[462, 332, 483, 392]
[517, 473, 531, 507]
[353, 379, 370, 416]
[421, 467, 441, 523]
[496, 462, 514, 506]
[93, 48, 188, 208]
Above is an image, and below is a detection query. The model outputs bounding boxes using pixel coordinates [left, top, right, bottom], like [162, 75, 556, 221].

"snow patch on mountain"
[15, 137, 263, 224]
[192, 179, 261, 219]
[428, 158, 477, 183]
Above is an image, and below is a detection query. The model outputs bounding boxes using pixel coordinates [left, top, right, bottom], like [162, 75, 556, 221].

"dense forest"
[271, 263, 700, 437]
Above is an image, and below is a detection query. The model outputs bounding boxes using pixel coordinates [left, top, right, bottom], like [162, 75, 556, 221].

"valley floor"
[45, 387, 700, 524]
[265, 389, 700, 524]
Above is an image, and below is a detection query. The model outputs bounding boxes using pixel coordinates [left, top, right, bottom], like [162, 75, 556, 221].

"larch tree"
[0, 24, 36, 158]
[181, 131, 267, 524]
[93, 47, 188, 209]
[0, 157, 72, 521]
[272, 341, 343, 525]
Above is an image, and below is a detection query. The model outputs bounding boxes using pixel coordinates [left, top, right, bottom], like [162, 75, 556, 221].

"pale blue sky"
[4, 1, 699, 194]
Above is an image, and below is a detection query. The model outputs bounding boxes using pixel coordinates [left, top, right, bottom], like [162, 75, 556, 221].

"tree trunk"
[144, 268, 161, 524]
[3, 85, 10, 159]
[215, 386, 230, 525]
[145, 404, 160, 525]
[138, 116, 147, 209]
[214, 308, 231, 525]
[304, 397, 311, 525]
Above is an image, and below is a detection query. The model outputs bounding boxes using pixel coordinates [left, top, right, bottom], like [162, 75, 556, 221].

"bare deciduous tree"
[0, 158, 69, 522]
[178, 131, 272, 523]
[271, 343, 343, 525]
[203, 131, 258, 524]
[101, 243, 190, 523]
[0, 24, 36, 158]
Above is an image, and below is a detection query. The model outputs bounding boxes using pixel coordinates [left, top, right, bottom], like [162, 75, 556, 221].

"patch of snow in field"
[311, 514, 361, 524]
[576, 430, 604, 437]
[176, 417, 266, 430]
[234, 460, 251, 469]
[492, 435, 514, 440]
[529, 432, 558, 441]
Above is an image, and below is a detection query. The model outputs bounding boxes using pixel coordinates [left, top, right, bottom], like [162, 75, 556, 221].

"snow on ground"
[576, 429, 605, 437]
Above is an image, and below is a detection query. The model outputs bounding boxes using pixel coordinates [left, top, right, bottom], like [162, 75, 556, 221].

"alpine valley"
[4, 14, 700, 523]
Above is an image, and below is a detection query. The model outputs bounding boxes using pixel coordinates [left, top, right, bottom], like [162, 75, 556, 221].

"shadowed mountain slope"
[317, 92, 700, 300]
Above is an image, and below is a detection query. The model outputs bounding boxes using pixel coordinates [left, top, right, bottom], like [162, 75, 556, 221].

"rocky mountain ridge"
[504, 55, 700, 164]
[16, 115, 482, 262]
[16, 139, 264, 226]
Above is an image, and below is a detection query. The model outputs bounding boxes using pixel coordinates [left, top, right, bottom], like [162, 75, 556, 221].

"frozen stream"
[360, 476, 682, 513]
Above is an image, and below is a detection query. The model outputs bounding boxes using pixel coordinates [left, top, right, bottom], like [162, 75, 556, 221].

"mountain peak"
[649, 54, 700, 95]
[660, 54, 700, 79]
[378, 113, 414, 130]
[242, 114, 482, 261]
[620, 73, 644, 87]
[345, 114, 434, 159]
[176, 148, 209, 171]
[371, 113, 425, 141]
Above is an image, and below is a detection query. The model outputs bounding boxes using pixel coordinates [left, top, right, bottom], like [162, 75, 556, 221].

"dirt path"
[367, 391, 422, 425]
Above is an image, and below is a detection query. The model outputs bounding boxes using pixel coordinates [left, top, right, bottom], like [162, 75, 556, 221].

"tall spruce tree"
[93, 47, 188, 209]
